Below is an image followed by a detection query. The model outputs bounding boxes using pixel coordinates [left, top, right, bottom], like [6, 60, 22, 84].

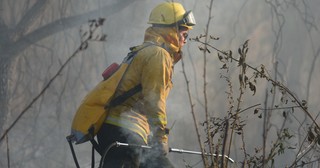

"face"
[178, 28, 189, 48]
[172, 27, 189, 64]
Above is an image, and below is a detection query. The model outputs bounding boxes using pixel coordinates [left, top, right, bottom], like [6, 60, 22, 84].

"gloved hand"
[151, 141, 169, 156]
[148, 127, 169, 156]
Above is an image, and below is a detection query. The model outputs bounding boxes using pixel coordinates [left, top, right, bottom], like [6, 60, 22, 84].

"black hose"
[99, 142, 118, 168]
[66, 136, 80, 168]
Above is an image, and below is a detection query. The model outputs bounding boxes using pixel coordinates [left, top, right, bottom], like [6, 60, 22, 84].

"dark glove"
[148, 127, 170, 156]
[151, 141, 169, 156]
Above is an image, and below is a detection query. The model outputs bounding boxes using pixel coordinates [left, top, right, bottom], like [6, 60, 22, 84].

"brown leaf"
[249, 82, 256, 95]
[308, 130, 315, 142]
[100, 34, 107, 41]
[245, 75, 249, 84]
[221, 64, 227, 69]
[98, 18, 106, 25]
[238, 47, 242, 56]
[79, 42, 88, 50]
[218, 53, 223, 61]
[282, 111, 287, 118]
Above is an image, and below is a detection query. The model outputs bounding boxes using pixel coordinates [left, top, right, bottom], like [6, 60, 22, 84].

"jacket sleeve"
[140, 47, 173, 144]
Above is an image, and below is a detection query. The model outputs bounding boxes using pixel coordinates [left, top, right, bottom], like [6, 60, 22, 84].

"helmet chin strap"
[173, 50, 183, 64]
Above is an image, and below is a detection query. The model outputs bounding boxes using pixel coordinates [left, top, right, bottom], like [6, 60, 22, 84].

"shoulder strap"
[104, 43, 152, 109]
[108, 84, 142, 107]
[123, 42, 153, 64]
[107, 42, 171, 107]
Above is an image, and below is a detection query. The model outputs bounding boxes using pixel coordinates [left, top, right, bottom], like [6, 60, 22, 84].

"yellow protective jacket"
[105, 26, 181, 144]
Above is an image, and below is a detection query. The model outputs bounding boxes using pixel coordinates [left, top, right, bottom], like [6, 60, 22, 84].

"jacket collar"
[143, 26, 180, 56]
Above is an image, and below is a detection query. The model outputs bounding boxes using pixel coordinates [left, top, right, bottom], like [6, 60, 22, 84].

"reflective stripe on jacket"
[105, 26, 180, 144]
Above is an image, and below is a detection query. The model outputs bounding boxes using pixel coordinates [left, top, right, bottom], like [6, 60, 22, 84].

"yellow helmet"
[148, 2, 196, 29]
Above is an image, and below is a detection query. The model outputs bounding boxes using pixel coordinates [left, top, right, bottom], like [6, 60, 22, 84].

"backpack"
[66, 44, 151, 168]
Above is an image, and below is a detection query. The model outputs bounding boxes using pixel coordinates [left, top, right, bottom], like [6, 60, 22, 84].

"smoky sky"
[1, 0, 320, 167]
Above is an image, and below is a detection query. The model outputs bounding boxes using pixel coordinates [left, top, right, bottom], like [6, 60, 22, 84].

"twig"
[0, 18, 106, 143]
[203, 0, 215, 166]
[193, 39, 320, 131]
[0, 42, 81, 143]
[262, 90, 268, 168]
[6, 134, 10, 168]
[181, 55, 208, 166]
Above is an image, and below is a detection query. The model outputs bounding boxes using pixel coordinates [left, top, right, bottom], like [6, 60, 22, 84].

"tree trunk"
[0, 0, 140, 135]
[0, 56, 10, 133]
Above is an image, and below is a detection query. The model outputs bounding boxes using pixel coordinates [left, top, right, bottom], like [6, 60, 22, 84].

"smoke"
[1, 0, 320, 167]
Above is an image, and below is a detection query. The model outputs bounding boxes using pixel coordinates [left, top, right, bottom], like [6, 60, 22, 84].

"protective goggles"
[178, 11, 196, 26]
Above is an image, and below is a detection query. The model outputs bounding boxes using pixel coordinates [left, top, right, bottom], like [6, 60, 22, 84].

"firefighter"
[97, 2, 196, 168]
